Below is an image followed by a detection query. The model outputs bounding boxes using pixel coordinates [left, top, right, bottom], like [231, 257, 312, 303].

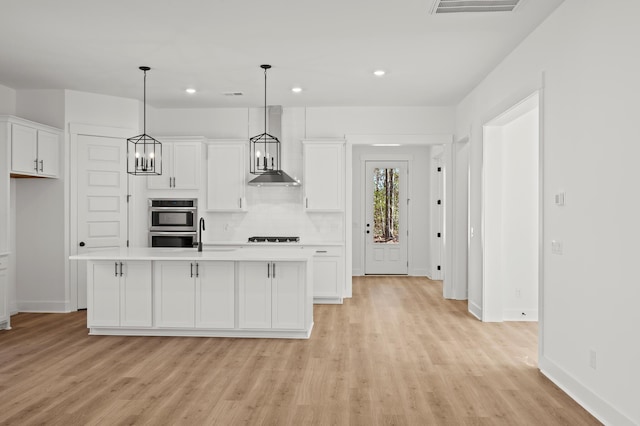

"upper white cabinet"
[147, 138, 202, 190]
[303, 140, 345, 212]
[206, 141, 246, 212]
[5, 118, 61, 178]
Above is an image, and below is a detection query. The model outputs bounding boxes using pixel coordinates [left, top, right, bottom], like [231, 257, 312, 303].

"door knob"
[79, 242, 86, 247]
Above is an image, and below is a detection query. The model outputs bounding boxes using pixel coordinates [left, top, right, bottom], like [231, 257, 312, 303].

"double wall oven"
[149, 198, 197, 247]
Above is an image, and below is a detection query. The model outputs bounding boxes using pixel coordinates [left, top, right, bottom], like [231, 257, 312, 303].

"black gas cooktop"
[248, 236, 300, 243]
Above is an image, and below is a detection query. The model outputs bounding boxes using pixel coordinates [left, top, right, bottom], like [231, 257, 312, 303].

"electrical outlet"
[555, 192, 565, 206]
[551, 240, 563, 255]
[589, 349, 597, 370]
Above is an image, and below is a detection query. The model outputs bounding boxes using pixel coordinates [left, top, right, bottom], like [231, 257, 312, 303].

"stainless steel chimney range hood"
[248, 169, 299, 186]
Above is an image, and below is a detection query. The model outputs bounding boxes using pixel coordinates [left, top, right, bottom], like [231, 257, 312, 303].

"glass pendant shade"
[127, 66, 162, 176]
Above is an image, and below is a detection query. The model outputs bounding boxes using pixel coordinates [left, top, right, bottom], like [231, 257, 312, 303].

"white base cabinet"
[238, 262, 306, 330]
[85, 257, 311, 339]
[87, 261, 152, 328]
[0, 255, 9, 330]
[312, 246, 344, 304]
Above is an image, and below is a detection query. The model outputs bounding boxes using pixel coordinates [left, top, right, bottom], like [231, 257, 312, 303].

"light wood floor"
[0, 276, 600, 425]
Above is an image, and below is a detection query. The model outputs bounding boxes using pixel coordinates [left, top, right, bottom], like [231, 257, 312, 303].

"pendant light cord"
[264, 67, 267, 160]
[143, 69, 147, 135]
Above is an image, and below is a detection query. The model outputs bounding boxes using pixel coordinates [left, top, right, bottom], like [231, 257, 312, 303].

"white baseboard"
[412, 268, 430, 277]
[503, 309, 538, 321]
[539, 356, 636, 426]
[469, 300, 482, 320]
[17, 300, 72, 313]
[352, 268, 363, 276]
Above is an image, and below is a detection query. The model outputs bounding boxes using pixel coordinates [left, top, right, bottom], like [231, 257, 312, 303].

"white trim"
[344, 142, 353, 297]
[17, 300, 72, 313]
[468, 300, 482, 320]
[539, 356, 636, 426]
[412, 267, 429, 277]
[346, 134, 452, 145]
[89, 323, 314, 339]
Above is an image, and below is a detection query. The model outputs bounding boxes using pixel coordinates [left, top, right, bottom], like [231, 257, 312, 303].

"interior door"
[364, 161, 408, 275]
[76, 134, 128, 309]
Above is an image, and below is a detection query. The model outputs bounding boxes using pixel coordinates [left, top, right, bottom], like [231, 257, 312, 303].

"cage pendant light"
[127, 66, 162, 176]
[250, 64, 281, 175]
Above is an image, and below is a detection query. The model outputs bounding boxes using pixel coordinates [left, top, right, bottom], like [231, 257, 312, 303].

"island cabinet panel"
[271, 262, 305, 330]
[238, 261, 305, 330]
[238, 262, 272, 329]
[120, 262, 153, 327]
[154, 261, 196, 328]
[88, 261, 152, 328]
[195, 261, 235, 328]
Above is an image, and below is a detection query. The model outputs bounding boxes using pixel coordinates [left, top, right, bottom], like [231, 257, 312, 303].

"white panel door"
[77, 135, 128, 309]
[37, 130, 60, 177]
[271, 262, 305, 330]
[11, 123, 37, 174]
[195, 261, 235, 328]
[120, 261, 152, 327]
[154, 261, 196, 328]
[364, 161, 408, 275]
[87, 261, 120, 327]
[238, 262, 271, 329]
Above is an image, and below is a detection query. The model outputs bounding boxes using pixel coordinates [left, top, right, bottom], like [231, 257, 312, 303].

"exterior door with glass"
[364, 161, 408, 275]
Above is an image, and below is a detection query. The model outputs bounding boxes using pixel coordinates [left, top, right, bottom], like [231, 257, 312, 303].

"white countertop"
[70, 247, 313, 262]
[204, 241, 344, 247]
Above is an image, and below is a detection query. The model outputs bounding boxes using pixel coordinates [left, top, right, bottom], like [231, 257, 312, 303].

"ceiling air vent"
[431, 0, 525, 14]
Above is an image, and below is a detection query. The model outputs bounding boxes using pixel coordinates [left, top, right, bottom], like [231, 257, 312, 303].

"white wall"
[483, 107, 538, 322]
[456, 1, 640, 424]
[0, 84, 16, 115]
[14, 90, 67, 312]
[148, 106, 453, 245]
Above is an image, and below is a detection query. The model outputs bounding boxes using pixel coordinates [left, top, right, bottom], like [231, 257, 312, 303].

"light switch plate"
[551, 240, 563, 255]
[555, 192, 565, 206]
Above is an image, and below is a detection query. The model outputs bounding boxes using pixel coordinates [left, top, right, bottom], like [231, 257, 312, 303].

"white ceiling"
[0, 0, 564, 108]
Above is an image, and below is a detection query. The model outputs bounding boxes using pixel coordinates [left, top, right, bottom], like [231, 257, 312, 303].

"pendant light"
[250, 64, 281, 175]
[127, 66, 162, 176]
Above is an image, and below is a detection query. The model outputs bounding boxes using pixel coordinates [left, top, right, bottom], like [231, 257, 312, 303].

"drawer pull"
[316, 250, 328, 253]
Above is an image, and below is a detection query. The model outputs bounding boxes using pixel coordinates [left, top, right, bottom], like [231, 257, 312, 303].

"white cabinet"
[154, 260, 235, 329]
[303, 140, 345, 212]
[312, 246, 344, 304]
[195, 261, 235, 328]
[0, 255, 9, 330]
[10, 121, 61, 178]
[87, 261, 152, 328]
[147, 139, 202, 190]
[238, 261, 305, 330]
[206, 141, 246, 211]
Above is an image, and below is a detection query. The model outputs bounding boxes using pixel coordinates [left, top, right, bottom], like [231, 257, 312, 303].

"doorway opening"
[482, 91, 540, 322]
[364, 161, 408, 275]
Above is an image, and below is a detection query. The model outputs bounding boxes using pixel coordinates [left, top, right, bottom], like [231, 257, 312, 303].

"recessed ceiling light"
[373, 70, 386, 77]
[291, 87, 303, 93]
[185, 88, 196, 94]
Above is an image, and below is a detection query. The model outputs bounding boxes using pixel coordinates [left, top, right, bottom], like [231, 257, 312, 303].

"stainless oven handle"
[148, 206, 197, 211]
[148, 231, 197, 235]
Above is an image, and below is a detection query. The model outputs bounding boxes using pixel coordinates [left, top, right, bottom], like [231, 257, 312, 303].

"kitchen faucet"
[198, 217, 205, 252]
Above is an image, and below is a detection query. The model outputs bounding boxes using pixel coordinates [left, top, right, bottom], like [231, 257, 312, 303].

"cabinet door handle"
[272, 262, 276, 278]
[239, 198, 242, 209]
[39, 160, 44, 172]
[316, 250, 327, 253]
[267, 263, 270, 278]
[190, 262, 194, 278]
[172, 177, 176, 187]
[119, 262, 124, 277]
[34, 159, 39, 171]
[115, 262, 118, 277]
[305, 198, 308, 208]
[196, 262, 199, 278]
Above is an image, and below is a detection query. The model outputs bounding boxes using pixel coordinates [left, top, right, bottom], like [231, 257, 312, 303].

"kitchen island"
[70, 247, 313, 339]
